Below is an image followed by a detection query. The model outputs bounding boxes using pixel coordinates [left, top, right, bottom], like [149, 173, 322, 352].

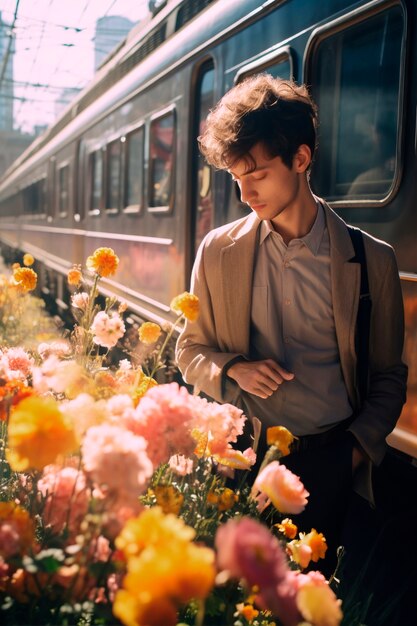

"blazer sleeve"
[175, 236, 244, 403]
[349, 244, 408, 465]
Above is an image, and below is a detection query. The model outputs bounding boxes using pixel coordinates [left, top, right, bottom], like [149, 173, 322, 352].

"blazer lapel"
[220, 213, 260, 355]
[322, 201, 360, 406]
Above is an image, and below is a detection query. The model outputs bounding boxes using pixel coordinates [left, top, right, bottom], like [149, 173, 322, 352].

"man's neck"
[271, 188, 318, 245]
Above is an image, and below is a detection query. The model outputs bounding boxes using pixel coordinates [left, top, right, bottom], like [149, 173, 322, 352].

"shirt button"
[284, 336, 290, 344]
[284, 299, 291, 306]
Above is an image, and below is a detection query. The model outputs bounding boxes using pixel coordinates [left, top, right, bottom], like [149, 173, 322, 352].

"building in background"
[94, 15, 136, 71]
[0, 11, 14, 131]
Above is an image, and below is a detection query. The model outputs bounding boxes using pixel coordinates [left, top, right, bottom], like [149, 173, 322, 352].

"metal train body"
[0, 0, 416, 457]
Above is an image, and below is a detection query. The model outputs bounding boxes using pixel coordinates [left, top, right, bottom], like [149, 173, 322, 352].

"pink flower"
[253, 461, 309, 514]
[81, 424, 153, 503]
[38, 341, 71, 360]
[130, 383, 199, 466]
[106, 394, 134, 418]
[91, 312, 125, 349]
[215, 517, 289, 589]
[37, 466, 90, 538]
[0, 347, 34, 380]
[193, 398, 246, 456]
[61, 394, 105, 439]
[71, 292, 89, 310]
[0, 523, 21, 558]
[168, 454, 194, 476]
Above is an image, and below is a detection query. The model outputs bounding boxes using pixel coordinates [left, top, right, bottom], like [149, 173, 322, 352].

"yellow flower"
[67, 266, 82, 286]
[13, 267, 37, 292]
[23, 253, 34, 267]
[296, 583, 343, 626]
[138, 322, 162, 345]
[266, 426, 294, 456]
[287, 539, 312, 570]
[6, 396, 78, 471]
[237, 604, 259, 622]
[113, 590, 177, 626]
[86, 247, 119, 277]
[299, 528, 327, 562]
[170, 292, 200, 322]
[12, 262, 20, 270]
[132, 376, 158, 405]
[0, 502, 34, 556]
[153, 485, 184, 515]
[207, 488, 238, 512]
[116, 507, 195, 559]
[275, 518, 298, 539]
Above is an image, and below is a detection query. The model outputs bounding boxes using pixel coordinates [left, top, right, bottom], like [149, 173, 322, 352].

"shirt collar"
[259, 201, 325, 256]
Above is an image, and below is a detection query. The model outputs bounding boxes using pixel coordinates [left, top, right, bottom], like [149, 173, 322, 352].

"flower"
[67, 266, 82, 286]
[86, 247, 119, 277]
[0, 380, 34, 421]
[12, 267, 37, 292]
[170, 291, 200, 321]
[267, 426, 295, 456]
[296, 581, 343, 626]
[138, 322, 162, 345]
[253, 461, 309, 514]
[37, 466, 89, 538]
[0, 347, 34, 380]
[71, 292, 89, 310]
[168, 454, 193, 476]
[0, 502, 34, 558]
[153, 485, 184, 515]
[275, 518, 298, 539]
[22, 254, 34, 267]
[91, 311, 126, 349]
[207, 487, 238, 512]
[299, 529, 327, 563]
[6, 396, 78, 471]
[81, 424, 153, 504]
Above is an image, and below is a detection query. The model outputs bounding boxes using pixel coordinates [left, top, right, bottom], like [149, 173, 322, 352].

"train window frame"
[23, 176, 47, 219]
[87, 147, 104, 217]
[148, 105, 176, 214]
[105, 136, 122, 215]
[234, 45, 295, 84]
[304, 0, 407, 209]
[123, 122, 145, 214]
[56, 161, 70, 219]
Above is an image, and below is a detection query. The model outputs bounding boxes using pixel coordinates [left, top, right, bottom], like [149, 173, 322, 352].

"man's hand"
[227, 359, 294, 398]
[352, 444, 367, 473]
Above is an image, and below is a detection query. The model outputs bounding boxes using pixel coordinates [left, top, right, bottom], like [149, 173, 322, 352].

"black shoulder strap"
[347, 226, 372, 406]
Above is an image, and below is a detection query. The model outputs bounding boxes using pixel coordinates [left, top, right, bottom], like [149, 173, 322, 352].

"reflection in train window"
[235, 47, 293, 84]
[310, 6, 404, 202]
[124, 126, 144, 212]
[89, 150, 103, 214]
[58, 165, 69, 216]
[194, 63, 214, 252]
[149, 111, 175, 211]
[23, 178, 46, 215]
[106, 139, 121, 212]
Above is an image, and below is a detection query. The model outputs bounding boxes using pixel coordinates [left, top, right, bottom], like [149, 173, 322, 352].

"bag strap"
[347, 226, 372, 406]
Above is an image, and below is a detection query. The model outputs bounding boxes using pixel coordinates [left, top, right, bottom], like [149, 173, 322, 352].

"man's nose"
[239, 179, 256, 204]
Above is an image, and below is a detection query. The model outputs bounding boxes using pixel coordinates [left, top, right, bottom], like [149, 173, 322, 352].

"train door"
[189, 60, 215, 268]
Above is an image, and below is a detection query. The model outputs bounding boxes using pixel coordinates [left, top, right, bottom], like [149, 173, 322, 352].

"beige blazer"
[176, 199, 407, 493]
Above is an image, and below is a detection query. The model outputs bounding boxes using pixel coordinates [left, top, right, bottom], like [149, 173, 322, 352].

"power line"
[0, 0, 20, 90]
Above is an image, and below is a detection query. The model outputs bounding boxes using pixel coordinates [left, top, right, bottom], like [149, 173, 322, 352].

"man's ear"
[293, 145, 312, 173]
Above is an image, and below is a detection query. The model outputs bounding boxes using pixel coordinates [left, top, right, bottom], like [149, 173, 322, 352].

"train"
[0, 0, 416, 459]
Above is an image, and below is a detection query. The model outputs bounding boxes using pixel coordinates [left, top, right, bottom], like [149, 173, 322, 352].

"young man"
[176, 75, 407, 565]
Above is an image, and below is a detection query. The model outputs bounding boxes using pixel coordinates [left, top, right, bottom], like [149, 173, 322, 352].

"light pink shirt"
[246, 203, 352, 435]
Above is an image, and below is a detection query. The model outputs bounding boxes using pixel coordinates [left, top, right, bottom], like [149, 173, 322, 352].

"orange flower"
[86, 247, 119, 277]
[153, 485, 184, 515]
[170, 292, 200, 322]
[6, 396, 78, 471]
[23, 253, 34, 267]
[237, 604, 259, 622]
[266, 425, 294, 456]
[132, 376, 158, 405]
[11, 262, 20, 270]
[275, 517, 298, 539]
[67, 266, 82, 286]
[207, 488, 238, 512]
[0, 380, 34, 421]
[12, 267, 37, 292]
[0, 502, 34, 557]
[138, 322, 162, 345]
[299, 528, 327, 562]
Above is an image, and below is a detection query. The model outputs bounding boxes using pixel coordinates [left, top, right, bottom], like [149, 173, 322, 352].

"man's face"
[229, 143, 301, 223]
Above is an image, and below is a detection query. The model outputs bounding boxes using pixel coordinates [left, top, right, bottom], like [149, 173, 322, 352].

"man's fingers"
[264, 359, 295, 381]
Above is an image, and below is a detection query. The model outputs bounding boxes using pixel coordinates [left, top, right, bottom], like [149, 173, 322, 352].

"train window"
[124, 126, 144, 213]
[105, 139, 121, 213]
[57, 165, 69, 217]
[89, 150, 103, 215]
[309, 6, 404, 204]
[23, 178, 46, 216]
[193, 63, 215, 252]
[149, 110, 175, 212]
[235, 46, 293, 83]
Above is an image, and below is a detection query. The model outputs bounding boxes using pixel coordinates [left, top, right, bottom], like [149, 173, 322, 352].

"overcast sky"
[0, 0, 149, 132]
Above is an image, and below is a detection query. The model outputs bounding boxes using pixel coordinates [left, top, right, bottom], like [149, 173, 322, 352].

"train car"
[0, 0, 416, 458]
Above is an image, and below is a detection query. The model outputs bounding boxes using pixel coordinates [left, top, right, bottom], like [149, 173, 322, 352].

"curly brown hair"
[198, 74, 318, 171]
